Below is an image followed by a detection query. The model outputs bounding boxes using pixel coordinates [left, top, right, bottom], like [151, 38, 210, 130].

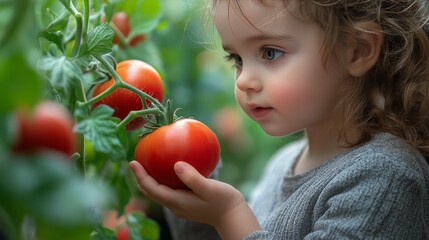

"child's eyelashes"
[224, 47, 285, 69]
[225, 53, 243, 69]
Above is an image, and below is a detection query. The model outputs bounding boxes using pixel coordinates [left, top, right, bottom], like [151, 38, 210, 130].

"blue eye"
[225, 54, 243, 68]
[263, 48, 284, 61]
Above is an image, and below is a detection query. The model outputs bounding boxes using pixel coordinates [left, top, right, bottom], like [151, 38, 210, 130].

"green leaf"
[39, 55, 82, 98]
[45, 10, 70, 32]
[87, 23, 114, 56]
[58, 0, 71, 7]
[117, 0, 163, 37]
[40, 30, 64, 51]
[90, 227, 116, 240]
[126, 212, 160, 240]
[75, 105, 126, 160]
[0, 51, 43, 114]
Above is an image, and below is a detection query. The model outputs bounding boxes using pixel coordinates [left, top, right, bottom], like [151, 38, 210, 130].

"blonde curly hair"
[211, 0, 429, 156]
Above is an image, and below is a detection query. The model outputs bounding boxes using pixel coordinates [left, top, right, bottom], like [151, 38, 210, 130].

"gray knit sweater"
[165, 133, 429, 239]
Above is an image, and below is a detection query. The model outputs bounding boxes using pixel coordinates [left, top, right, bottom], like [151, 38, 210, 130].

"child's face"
[214, 0, 349, 136]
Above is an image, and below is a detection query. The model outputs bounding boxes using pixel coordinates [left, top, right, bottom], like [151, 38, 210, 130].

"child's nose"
[235, 66, 262, 92]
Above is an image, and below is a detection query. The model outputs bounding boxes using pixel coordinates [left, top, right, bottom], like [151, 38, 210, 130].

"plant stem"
[116, 108, 162, 130]
[77, 80, 121, 107]
[109, 23, 130, 50]
[74, 78, 89, 176]
[60, 0, 82, 57]
[71, 12, 83, 57]
[82, 0, 90, 41]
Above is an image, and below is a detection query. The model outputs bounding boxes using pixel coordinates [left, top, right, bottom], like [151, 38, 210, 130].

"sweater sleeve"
[164, 208, 220, 240]
[305, 153, 427, 239]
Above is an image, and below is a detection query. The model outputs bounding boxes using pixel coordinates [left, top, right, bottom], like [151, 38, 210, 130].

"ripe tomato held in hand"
[134, 119, 220, 189]
[92, 60, 164, 130]
[13, 101, 77, 157]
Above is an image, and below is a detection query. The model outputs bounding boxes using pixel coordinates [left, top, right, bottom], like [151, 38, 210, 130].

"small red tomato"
[13, 101, 76, 157]
[92, 60, 164, 130]
[110, 12, 131, 45]
[129, 34, 146, 46]
[135, 119, 220, 189]
[102, 12, 146, 47]
[116, 226, 129, 240]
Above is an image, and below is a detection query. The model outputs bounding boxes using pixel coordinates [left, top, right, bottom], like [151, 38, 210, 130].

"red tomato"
[110, 12, 131, 45]
[129, 34, 146, 46]
[116, 226, 129, 240]
[103, 12, 146, 47]
[92, 60, 164, 130]
[135, 119, 220, 189]
[13, 101, 76, 157]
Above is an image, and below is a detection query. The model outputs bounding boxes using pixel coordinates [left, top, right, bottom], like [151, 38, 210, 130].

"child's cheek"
[270, 80, 317, 113]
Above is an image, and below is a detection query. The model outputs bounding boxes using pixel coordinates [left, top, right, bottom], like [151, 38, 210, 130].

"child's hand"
[129, 160, 261, 239]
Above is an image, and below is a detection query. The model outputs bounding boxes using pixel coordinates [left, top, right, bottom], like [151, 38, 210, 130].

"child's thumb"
[174, 161, 206, 193]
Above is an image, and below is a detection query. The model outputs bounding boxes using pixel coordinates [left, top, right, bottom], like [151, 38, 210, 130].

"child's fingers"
[174, 161, 209, 195]
[129, 161, 176, 206]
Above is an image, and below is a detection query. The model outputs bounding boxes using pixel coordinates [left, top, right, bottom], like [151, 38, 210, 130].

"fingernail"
[175, 162, 187, 174]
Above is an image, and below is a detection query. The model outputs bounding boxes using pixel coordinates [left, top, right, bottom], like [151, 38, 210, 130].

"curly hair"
[211, 0, 429, 156]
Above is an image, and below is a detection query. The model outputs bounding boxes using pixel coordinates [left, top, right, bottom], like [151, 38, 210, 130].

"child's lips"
[247, 104, 273, 119]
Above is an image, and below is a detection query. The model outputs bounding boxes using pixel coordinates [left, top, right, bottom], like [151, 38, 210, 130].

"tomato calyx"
[140, 99, 182, 137]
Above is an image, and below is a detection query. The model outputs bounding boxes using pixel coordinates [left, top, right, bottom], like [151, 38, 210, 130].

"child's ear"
[346, 21, 384, 77]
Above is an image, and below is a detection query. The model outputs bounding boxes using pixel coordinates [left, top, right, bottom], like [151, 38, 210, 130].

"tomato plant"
[13, 101, 76, 157]
[1, 0, 165, 239]
[92, 60, 164, 130]
[135, 118, 220, 189]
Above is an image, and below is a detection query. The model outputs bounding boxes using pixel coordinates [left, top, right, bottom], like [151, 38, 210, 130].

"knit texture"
[165, 133, 429, 239]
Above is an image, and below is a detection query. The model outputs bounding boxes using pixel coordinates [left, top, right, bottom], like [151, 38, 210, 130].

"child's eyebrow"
[222, 33, 295, 51]
[245, 33, 295, 43]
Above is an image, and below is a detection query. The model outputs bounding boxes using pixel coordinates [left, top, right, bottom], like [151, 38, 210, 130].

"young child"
[130, 0, 429, 239]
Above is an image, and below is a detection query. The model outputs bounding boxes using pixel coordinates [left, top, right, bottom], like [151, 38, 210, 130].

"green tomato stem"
[74, 79, 88, 177]
[71, 12, 83, 57]
[109, 23, 130, 49]
[77, 80, 121, 108]
[60, 0, 82, 57]
[116, 108, 162, 130]
[82, 0, 90, 41]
